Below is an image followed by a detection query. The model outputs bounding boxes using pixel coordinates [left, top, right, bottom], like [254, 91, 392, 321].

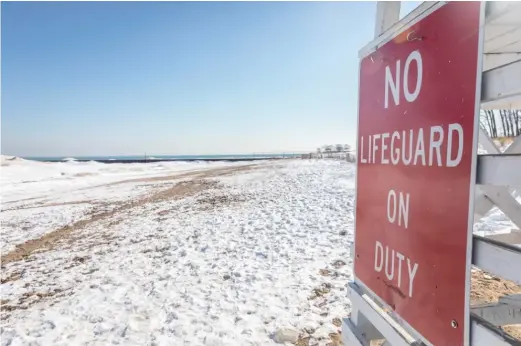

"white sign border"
[466, 3, 486, 346]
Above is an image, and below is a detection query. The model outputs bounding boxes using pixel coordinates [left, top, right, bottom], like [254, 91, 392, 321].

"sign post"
[353, 2, 484, 345]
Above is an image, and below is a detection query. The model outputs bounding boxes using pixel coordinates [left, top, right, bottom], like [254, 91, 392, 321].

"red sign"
[354, 2, 483, 346]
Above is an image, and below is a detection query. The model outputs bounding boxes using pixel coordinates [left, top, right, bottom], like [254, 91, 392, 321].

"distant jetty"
[37, 157, 292, 164]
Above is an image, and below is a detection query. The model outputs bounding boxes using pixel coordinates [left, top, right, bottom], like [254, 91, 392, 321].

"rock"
[43, 320, 56, 329]
[339, 231, 347, 236]
[304, 327, 316, 334]
[332, 260, 346, 268]
[273, 327, 299, 343]
[223, 274, 231, 280]
[319, 269, 331, 276]
[332, 318, 342, 327]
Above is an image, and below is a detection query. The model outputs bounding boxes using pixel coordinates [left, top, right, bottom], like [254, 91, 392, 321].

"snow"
[1, 159, 354, 346]
[0, 158, 257, 254]
[1, 204, 93, 254]
[0, 158, 517, 345]
[0, 158, 250, 204]
[474, 191, 521, 242]
[477, 137, 516, 154]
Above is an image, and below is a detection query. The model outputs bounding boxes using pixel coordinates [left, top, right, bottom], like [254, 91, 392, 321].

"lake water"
[25, 153, 303, 162]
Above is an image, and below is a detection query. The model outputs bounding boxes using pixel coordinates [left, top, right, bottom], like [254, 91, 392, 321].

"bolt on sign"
[354, 2, 484, 346]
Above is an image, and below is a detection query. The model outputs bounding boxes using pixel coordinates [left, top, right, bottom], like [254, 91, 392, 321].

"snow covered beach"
[1, 157, 519, 345]
[1, 158, 355, 346]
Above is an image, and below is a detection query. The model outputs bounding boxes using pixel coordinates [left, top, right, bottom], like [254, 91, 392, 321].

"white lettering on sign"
[385, 60, 400, 108]
[385, 50, 423, 109]
[447, 123, 464, 167]
[374, 241, 419, 298]
[387, 190, 410, 229]
[377, 188, 414, 295]
[372, 134, 380, 164]
[358, 124, 464, 167]
[381, 132, 390, 164]
[391, 131, 400, 164]
[360, 139, 368, 164]
[365, 49, 470, 302]
[360, 49, 464, 168]
[429, 126, 444, 166]
[375, 241, 384, 272]
[413, 128, 426, 165]
[403, 50, 423, 103]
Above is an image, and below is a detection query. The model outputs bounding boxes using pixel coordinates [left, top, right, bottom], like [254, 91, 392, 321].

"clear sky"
[1, 1, 419, 157]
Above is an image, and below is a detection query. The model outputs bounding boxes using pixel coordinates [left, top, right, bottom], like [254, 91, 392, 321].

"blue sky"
[1, 1, 419, 157]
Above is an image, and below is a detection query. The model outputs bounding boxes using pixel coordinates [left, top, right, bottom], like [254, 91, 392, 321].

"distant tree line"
[481, 109, 521, 138]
